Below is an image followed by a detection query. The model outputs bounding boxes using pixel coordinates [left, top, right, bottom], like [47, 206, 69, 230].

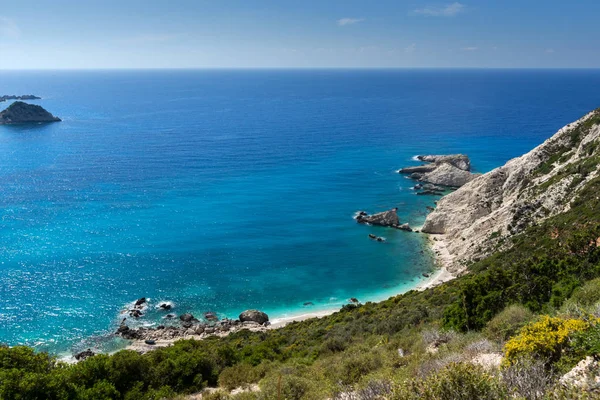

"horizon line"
[0, 66, 599, 72]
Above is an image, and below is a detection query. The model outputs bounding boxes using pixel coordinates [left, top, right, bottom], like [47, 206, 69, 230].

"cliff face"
[0, 101, 61, 125]
[422, 108, 600, 273]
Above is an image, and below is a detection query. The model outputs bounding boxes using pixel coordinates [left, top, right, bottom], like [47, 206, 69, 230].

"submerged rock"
[204, 311, 218, 321]
[179, 313, 195, 322]
[239, 310, 269, 325]
[369, 233, 386, 242]
[0, 101, 60, 125]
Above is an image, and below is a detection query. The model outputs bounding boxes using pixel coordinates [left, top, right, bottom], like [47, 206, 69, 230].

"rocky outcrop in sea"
[355, 208, 399, 227]
[0, 101, 61, 125]
[355, 208, 413, 232]
[400, 154, 478, 188]
[422, 109, 600, 273]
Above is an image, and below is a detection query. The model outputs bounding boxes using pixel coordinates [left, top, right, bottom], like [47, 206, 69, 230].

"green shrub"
[485, 304, 534, 342]
[393, 363, 507, 400]
[219, 363, 265, 390]
[259, 374, 322, 400]
[568, 278, 600, 307]
[338, 351, 383, 385]
[202, 389, 230, 400]
[503, 316, 590, 365]
[231, 392, 260, 400]
[76, 380, 120, 400]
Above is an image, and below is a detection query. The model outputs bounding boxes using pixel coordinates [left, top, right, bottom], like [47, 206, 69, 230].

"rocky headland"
[399, 154, 479, 188]
[0, 101, 61, 125]
[422, 109, 600, 274]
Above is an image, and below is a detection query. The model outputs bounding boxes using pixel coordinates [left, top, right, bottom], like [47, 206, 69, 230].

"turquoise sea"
[1, 69, 599, 355]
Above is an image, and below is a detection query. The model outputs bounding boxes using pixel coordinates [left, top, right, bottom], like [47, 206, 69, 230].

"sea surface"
[1, 69, 599, 355]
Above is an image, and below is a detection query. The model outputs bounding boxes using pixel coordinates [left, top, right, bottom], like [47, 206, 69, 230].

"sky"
[0, 0, 599, 69]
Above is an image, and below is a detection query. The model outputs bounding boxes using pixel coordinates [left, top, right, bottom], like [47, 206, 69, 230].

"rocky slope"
[0, 101, 61, 124]
[422, 108, 600, 273]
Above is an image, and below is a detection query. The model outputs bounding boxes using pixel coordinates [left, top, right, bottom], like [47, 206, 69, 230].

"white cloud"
[405, 43, 417, 53]
[545, 48, 555, 54]
[337, 18, 364, 26]
[413, 2, 465, 17]
[0, 17, 21, 39]
[461, 46, 478, 51]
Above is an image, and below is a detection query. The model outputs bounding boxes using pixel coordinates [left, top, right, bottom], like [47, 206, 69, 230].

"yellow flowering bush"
[504, 316, 590, 364]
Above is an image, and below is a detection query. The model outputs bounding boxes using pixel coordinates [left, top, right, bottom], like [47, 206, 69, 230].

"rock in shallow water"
[179, 313, 194, 322]
[134, 298, 147, 307]
[239, 309, 269, 325]
[74, 349, 95, 361]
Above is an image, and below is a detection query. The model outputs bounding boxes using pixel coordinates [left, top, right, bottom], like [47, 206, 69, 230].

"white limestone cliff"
[422, 109, 600, 274]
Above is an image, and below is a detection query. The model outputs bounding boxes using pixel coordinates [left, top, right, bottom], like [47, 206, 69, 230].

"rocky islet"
[0, 101, 61, 125]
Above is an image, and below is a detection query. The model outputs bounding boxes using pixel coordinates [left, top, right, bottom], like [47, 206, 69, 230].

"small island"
[0, 101, 61, 125]
[0, 94, 41, 102]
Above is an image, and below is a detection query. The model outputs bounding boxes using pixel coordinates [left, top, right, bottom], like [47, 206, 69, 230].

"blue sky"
[0, 0, 599, 69]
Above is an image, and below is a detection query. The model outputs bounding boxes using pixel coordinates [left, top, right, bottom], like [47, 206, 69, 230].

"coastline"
[268, 256, 455, 327]
[123, 234, 456, 353]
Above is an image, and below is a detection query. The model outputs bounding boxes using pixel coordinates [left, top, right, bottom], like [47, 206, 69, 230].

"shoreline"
[268, 250, 456, 329]
[123, 238, 456, 353]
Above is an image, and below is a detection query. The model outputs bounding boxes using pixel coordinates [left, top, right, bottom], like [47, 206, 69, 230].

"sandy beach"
[124, 231, 456, 353]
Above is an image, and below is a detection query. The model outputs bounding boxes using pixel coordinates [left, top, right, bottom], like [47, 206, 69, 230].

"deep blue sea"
[1, 69, 599, 355]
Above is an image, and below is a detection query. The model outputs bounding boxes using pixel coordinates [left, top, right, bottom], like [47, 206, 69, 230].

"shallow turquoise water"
[0, 69, 599, 354]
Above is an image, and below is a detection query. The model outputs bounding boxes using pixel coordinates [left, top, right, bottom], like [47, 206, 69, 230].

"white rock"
[422, 110, 600, 273]
[560, 356, 600, 389]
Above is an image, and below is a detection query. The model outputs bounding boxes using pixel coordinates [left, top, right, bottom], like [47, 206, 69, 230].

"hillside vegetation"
[2, 110, 600, 399]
